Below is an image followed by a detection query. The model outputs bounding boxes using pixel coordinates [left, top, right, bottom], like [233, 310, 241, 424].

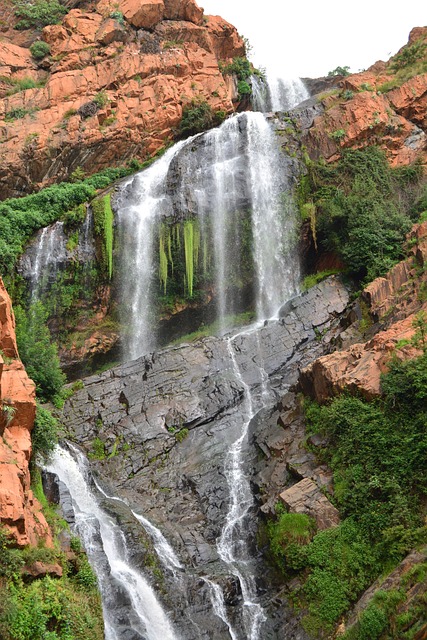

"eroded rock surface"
[0, 278, 51, 547]
[0, 0, 244, 197]
[59, 277, 349, 638]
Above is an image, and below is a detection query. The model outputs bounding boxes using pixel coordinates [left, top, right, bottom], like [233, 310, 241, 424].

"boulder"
[279, 478, 340, 530]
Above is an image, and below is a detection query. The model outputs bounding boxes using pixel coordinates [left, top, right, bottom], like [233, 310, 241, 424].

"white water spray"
[31, 221, 66, 299]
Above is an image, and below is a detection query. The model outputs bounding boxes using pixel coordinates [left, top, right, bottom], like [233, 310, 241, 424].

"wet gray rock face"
[60, 277, 349, 639]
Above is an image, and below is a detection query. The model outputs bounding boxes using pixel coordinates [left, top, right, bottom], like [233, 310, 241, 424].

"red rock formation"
[303, 28, 427, 168]
[0, 278, 52, 547]
[300, 223, 427, 402]
[0, 0, 245, 198]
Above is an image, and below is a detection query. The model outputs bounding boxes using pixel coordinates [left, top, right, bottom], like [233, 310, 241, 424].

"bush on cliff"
[178, 99, 226, 137]
[14, 301, 66, 403]
[300, 147, 424, 283]
[13, 0, 67, 30]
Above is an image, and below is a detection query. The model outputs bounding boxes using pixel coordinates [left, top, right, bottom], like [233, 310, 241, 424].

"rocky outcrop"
[302, 28, 427, 167]
[279, 477, 340, 530]
[59, 277, 349, 638]
[300, 222, 427, 401]
[0, 278, 52, 547]
[0, 0, 245, 198]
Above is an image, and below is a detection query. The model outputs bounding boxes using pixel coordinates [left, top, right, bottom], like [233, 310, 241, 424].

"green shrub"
[14, 301, 66, 402]
[300, 147, 423, 283]
[14, 0, 67, 30]
[32, 405, 58, 462]
[178, 98, 226, 137]
[109, 10, 124, 26]
[327, 66, 351, 77]
[29, 41, 50, 59]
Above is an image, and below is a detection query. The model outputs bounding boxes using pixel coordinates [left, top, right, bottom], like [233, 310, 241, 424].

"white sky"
[200, 0, 427, 78]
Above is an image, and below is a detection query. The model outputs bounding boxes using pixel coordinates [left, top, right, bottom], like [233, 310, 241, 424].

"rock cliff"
[300, 221, 427, 401]
[0, 278, 52, 546]
[0, 0, 244, 198]
[300, 27, 427, 167]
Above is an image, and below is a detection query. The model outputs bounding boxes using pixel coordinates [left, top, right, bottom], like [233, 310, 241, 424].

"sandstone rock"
[22, 561, 63, 579]
[0, 281, 18, 358]
[279, 477, 340, 530]
[164, 0, 204, 25]
[119, 0, 165, 29]
[300, 309, 424, 402]
[0, 278, 52, 547]
[0, 5, 243, 197]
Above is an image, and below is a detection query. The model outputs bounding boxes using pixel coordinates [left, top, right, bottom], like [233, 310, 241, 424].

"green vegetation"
[0, 524, 103, 640]
[109, 10, 125, 26]
[92, 194, 114, 280]
[178, 98, 226, 137]
[5, 106, 39, 121]
[6, 77, 45, 95]
[0, 163, 142, 278]
[14, 301, 66, 403]
[29, 41, 50, 59]
[183, 220, 199, 297]
[299, 147, 424, 283]
[221, 56, 254, 100]
[267, 346, 427, 635]
[31, 405, 58, 463]
[327, 66, 351, 77]
[301, 269, 341, 291]
[13, 0, 68, 30]
[378, 36, 427, 93]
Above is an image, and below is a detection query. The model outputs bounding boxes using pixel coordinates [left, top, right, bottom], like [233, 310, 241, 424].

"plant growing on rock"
[29, 41, 50, 59]
[178, 99, 226, 137]
[13, 0, 67, 30]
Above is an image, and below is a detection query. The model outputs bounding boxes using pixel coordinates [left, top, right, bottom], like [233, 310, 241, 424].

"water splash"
[118, 113, 299, 359]
[118, 142, 187, 361]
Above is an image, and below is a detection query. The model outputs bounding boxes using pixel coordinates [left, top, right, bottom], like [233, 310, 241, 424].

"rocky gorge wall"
[0, 278, 52, 547]
[57, 276, 349, 638]
[0, 0, 245, 198]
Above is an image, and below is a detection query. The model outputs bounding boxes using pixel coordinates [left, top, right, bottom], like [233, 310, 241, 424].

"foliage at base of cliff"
[0, 505, 103, 640]
[266, 346, 427, 638]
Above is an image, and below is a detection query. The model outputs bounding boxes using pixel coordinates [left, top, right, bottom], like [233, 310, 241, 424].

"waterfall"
[251, 75, 309, 112]
[30, 221, 67, 299]
[93, 475, 183, 580]
[117, 142, 187, 361]
[44, 445, 178, 640]
[215, 326, 267, 640]
[118, 112, 299, 359]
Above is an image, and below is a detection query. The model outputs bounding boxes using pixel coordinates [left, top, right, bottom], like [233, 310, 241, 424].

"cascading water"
[45, 446, 178, 640]
[30, 221, 67, 299]
[251, 75, 309, 112]
[118, 112, 299, 359]
[215, 325, 267, 640]
[118, 142, 187, 361]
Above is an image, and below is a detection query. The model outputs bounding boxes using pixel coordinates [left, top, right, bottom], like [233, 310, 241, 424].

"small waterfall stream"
[251, 75, 309, 112]
[30, 221, 67, 299]
[45, 446, 178, 640]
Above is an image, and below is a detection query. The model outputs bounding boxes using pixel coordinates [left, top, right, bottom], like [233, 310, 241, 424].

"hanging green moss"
[92, 193, 114, 280]
[183, 220, 200, 297]
[184, 221, 194, 297]
[159, 234, 168, 294]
